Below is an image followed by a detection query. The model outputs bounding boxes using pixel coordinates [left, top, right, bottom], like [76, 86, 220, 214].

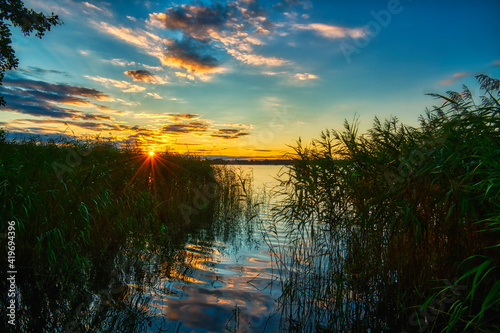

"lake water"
[122, 165, 288, 332]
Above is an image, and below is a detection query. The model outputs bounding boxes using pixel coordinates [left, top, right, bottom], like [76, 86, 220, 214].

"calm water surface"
[134, 165, 287, 332]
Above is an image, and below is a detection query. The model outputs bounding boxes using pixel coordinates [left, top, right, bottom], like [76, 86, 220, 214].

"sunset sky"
[1, 0, 499, 159]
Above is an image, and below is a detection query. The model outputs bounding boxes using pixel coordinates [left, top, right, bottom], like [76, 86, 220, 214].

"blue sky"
[1, 0, 499, 158]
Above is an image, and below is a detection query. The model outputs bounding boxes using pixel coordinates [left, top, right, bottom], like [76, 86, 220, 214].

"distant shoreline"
[208, 159, 292, 165]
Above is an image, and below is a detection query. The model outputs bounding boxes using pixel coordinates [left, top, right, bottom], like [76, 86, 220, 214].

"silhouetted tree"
[1, 0, 61, 105]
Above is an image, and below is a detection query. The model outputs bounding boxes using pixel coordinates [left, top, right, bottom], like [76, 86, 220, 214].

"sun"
[148, 151, 155, 156]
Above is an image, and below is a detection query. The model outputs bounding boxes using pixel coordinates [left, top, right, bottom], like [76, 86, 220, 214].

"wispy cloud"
[166, 113, 199, 121]
[175, 71, 195, 80]
[19, 67, 68, 77]
[211, 128, 250, 139]
[93, 21, 164, 60]
[440, 72, 471, 86]
[0, 77, 124, 120]
[133, 113, 172, 119]
[68, 121, 131, 132]
[146, 92, 163, 99]
[143, 64, 164, 72]
[227, 49, 288, 67]
[1, 97, 108, 120]
[102, 58, 137, 66]
[162, 121, 210, 134]
[82, 1, 113, 17]
[293, 23, 366, 39]
[294, 72, 318, 81]
[3, 77, 112, 101]
[83, 2, 102, 11]
[84, 75, 146, 93]
[262, 71, 282, 76]
[134, 112, 199, 121]
[124, 70, 168, 84]
[7, 118, 133, 133]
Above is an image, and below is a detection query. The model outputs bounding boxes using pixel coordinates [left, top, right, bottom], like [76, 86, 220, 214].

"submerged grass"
[270, 74, 500, 332]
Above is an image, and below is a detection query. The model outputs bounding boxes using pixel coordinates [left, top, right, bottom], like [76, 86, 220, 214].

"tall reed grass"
[0, 134, 217, 276]
[0, 133, 255, 331]
[270, 74, 500, 332]
[0, 132, 255, 285]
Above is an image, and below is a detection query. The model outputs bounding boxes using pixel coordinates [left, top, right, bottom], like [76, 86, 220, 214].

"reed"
[0, 133, 256, 331]
[270, 74, 500, 331]
[0, 133, 235, 278]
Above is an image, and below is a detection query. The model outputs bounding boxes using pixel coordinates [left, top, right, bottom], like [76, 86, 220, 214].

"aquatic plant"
[270, 74, 500, 332]
[0, 132, 256, 330]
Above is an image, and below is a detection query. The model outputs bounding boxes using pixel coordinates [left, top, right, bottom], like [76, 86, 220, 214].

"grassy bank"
[271, 75, 500, 332]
